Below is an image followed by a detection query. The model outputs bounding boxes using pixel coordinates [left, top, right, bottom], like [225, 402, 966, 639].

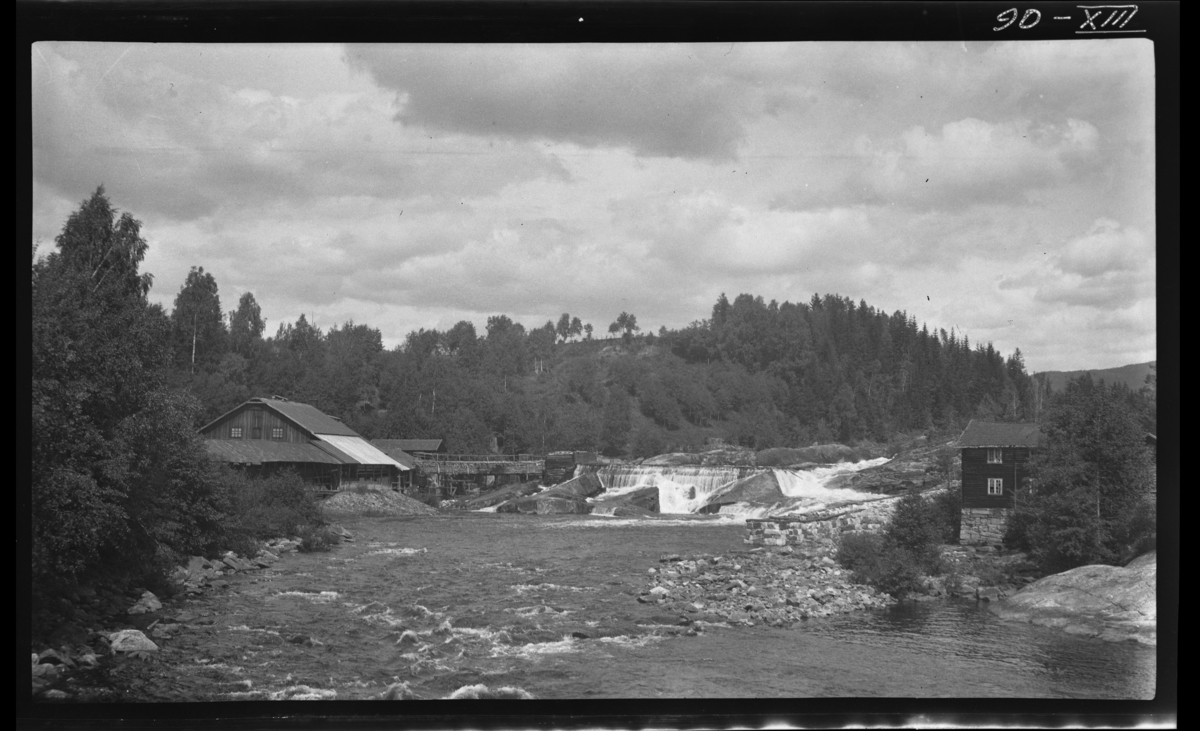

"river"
[97, 512, 1155, 701]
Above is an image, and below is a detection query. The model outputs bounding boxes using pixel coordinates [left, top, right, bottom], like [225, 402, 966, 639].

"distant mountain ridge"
[1036, 361, 1155, 392]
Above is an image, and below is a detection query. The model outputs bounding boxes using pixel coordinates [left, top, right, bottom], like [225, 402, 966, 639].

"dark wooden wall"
[201, 405, 310, 442]
[960, 447, 1032, 509]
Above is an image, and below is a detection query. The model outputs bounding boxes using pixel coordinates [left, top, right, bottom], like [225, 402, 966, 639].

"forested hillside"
[163, 271, 1049, 456]
[1036, 361, 1156, 394]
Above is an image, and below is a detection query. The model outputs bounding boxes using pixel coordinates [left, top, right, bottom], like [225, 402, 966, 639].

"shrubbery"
[221, 468, 323, 550]
[297, 524, 339, 553]
[836, 489, 952, 597]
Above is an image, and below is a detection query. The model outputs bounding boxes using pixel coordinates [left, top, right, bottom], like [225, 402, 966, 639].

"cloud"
[998, 219, 1153, 309]
[849, 117, 1101, 210]
[346, 44, 750, 161]
[32, 43, 571, 224]
[1056, 218, 1147, 277]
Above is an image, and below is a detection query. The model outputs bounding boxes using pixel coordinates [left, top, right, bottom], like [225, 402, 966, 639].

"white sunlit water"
[593, 458, 891, 520]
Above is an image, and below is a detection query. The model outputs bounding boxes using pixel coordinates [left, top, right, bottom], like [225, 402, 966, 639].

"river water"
[110, 512, 1155, 701]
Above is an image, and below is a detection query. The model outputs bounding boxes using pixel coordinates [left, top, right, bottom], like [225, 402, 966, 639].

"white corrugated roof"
[316, 435, 409, 470]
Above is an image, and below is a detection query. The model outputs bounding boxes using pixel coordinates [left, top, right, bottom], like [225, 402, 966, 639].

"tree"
[555, 313, 573, 343]
[171, 266, 228, 371]
[611, 312, 640, 344]
[528, 321, 556, 374]
[584, 323, 594, 340]
[599, 388, 632, 456]
[229, 291, 265, 357]
[1007, 375, 1156, 572]
[32, 187, 229, 599]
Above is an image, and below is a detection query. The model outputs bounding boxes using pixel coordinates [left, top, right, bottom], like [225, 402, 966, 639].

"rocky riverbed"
[638, 546, 896, 627]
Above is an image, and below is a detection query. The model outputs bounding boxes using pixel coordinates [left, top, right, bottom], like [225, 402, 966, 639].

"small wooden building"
[201, 397, 408, 491]
[957, 420, 1040, 546]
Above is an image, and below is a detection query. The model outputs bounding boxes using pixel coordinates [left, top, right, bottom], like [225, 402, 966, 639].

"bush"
[930, 487, 961, 543]
[885, 490, 948, 569]
[297, 524, 338, 553]
[836, 531, 885, 575]
[836, 532, 930, 598]
[835, 489, 951, 597]
[222, 467, 322, 547]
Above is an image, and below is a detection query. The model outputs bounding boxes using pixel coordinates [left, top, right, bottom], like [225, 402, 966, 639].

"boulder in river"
[496, 495, 592, 515]
[988, 551, 1156, 645]
[539, 472, 604, 500]
[458, 480, 543, 510]
[493, 475, 600, 513]
[108, 629, 159, 654]
[591, 486, 660, 515]
[127, 591, 162, 615]
[702, 471, 785, 509]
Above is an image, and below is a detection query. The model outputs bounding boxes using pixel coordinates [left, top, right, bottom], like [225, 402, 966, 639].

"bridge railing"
[412, 452, 542, 464]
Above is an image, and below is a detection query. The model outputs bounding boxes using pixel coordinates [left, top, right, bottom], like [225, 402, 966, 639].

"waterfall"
[596, 464, 757, 514]
[593, 458, 891, 518]
[772, 457, 891, 499]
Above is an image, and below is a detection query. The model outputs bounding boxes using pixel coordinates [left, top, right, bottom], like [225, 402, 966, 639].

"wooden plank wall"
[961, 447, 1031, 508]
[201, 405, 309, 443]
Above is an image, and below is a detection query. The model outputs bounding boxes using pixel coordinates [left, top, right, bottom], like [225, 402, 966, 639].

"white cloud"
[853, 116, 1101, 209]
[32, 41, 1156, 372]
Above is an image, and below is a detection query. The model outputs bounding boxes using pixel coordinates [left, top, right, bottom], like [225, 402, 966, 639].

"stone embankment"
[30, 534, 335, 699]
[988, 551, 1157, 645]
[638, 546, 895, 627]
[744, 496, 902, 547]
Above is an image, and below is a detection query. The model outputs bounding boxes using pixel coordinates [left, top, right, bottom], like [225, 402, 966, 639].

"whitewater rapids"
[593, 457, 891, 520]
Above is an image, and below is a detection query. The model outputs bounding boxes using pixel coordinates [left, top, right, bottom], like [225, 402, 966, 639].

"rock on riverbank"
[988, 551, 1156, 645]
[639, 547, 895, 627]
[30, 536, 319, 700]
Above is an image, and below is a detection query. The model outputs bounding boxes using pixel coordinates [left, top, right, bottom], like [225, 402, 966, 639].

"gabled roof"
[200, 397, 359, 437]
[373, 438, 445, 453]
[370, 440, 416, 469]
[205, 440, 343, 466]
[256, 398, 359, 436]
[958, 420, 1041, 448]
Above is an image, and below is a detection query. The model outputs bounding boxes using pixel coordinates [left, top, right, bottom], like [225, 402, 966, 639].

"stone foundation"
[960, 507, 1011, 546]
[744, 500, 895, 546]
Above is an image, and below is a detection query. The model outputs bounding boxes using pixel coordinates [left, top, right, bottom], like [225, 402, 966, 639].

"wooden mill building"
[201, 397, 408, 491]
[957, 420, 1041, 546]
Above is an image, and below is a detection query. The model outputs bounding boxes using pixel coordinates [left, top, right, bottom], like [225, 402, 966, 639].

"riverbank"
[988, 551, 1157, 645]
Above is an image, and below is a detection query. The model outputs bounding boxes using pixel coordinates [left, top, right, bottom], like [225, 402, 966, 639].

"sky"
[31, 41, 1157, 373]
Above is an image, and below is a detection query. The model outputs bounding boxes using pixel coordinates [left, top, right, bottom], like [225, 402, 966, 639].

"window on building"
[272, 427, 284, 440]
[230, 426, 243, 439]
[987, 477, 1003, 495]
[987, 448, 1003, 464]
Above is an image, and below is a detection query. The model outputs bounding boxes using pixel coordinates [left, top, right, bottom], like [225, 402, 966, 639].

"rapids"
[594, 458, 890, 519]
